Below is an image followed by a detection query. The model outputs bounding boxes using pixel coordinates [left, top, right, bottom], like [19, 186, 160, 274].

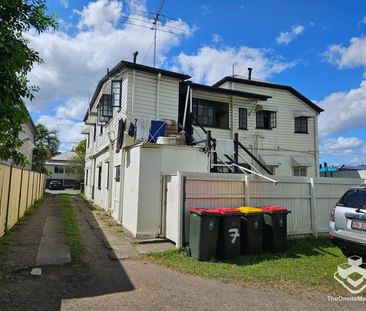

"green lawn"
[147, 238, 352, 294]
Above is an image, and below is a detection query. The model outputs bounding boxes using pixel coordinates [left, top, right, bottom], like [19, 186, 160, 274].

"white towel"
[136, 118, 151, 142]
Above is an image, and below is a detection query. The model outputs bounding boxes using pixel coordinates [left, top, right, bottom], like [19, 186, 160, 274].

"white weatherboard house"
[83, 60, 323, 239]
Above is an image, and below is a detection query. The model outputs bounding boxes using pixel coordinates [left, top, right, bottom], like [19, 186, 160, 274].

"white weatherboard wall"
[164, 172, 364, 247]
[220, 81, 319, 176]
[123, 144, 209, 238]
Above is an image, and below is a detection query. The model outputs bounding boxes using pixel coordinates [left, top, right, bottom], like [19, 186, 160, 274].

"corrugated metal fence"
[0, 163, 45, 237]
[165, 172, 365, 247]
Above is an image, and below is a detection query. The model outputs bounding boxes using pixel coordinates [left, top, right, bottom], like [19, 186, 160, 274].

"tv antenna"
[151, 0, 166, 67]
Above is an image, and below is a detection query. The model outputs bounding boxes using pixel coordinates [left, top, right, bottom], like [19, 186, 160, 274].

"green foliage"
[0, 0, 57, 165]
[66, 140, 86, 180]
[32, 124, 60, 173]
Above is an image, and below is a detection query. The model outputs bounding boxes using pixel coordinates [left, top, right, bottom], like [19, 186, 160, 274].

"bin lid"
[260, 206, 290, 213]
[237, 207, 264, 214]
[189, 207, 221, 215]
[208, 208, 241, 215]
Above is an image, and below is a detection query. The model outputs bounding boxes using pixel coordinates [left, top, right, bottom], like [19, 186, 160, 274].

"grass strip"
[147, 237, 350, 294]
[78, 193, 97, 210]
[59, 195, 83, 264]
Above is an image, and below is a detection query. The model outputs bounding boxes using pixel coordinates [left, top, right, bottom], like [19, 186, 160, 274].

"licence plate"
[351, 220, 366, 232]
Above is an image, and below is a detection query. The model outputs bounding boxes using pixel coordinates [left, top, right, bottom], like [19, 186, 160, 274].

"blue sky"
[26, 0, 366, 165]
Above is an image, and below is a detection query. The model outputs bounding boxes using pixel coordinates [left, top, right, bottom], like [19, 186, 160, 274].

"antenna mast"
[151, 0, 166, 67]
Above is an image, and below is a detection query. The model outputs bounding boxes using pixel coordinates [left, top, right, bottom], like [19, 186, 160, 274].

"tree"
[32, 124, 60, 173]
[0, 0, 56, 165]
[66, 140, 86, 181]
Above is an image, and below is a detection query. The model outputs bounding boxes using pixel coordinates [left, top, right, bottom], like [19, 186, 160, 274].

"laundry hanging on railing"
[149, 120, 166, 143]
[136, 118, 151, 141]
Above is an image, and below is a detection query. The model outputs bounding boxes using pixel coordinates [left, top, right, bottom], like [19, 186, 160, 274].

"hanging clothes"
[128, 121, 136, 137]
[136, 118, 151, 141]
[149, 120, 166, 143]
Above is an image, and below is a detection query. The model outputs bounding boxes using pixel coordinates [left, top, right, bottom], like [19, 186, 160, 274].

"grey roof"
[49, 151, 77, 162]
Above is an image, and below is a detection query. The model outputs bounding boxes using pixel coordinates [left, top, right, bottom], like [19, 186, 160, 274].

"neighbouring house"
[44, 151, 78, 188]
[83, 59, 323, 239]
[0, 110, 37, 170]
[320, 165, 366, 178]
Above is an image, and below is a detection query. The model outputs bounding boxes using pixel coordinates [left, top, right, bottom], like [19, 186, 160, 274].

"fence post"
[25, 170, 30, 210]
[5, 166, 13, 232]
[244, 175, 250, 206]
[309, 178, 317, 238]
[17, 169, 24, 221]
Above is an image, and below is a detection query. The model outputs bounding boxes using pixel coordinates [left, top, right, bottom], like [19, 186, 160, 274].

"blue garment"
[149, 120, 166, 143]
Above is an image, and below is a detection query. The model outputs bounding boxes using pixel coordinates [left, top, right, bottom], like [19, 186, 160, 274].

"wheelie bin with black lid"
[209, 208, 241, 259]
[188, 208, 220, 261]
[260, 206, 291, 252]
[237, 207, 264, 255]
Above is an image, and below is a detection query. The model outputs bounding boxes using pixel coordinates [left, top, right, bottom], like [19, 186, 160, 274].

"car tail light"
[330, 206, 336, 222]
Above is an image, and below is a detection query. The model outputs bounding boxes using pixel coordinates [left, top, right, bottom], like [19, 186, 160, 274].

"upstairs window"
[294, 117, 308, 133]
[54, 166, 64, 174]
[97, 94, 112, 124]
[192, 98, 229, 129]
[111, 80, 122, 108]
[293, 167, 307, 176]
[256, 110, 276, 129]
[238, 108, 247, 130]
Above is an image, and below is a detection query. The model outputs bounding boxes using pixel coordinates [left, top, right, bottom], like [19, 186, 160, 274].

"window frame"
[294, 116, 309, 134]
[111, 80, 122, 108]
[238, 107, 247, 130]
[293, 166, 307, 177]
[54, 166, 64, 174]
[97, 166, 102, 190]
[115, 165, 121, 182]
[256, 110, 277, 129]
[192, 97, 229, 129]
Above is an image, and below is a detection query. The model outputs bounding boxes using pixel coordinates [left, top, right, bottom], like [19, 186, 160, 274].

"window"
[238, 108, 247, 130]
[93, 124, 96, 141]
[54, 166, 64, 174]
[97, 166, 102, 189]
[192, 98, 229, 129]
[295, 117, 308, 133]
[115, 165, 121, 182]
[85, 170, 88, 186]
[106, 162, 109, 189]
[100, 125, 103, 135]
[338, 188, 366, 209]
[293, 167, 307, 176]
[111, 80, 122, 107]
[97, 94, 112, 125]
[256, 110, 276, 129]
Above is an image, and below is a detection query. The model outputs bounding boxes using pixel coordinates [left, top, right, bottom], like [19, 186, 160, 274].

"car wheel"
[341, 248, 354, 258]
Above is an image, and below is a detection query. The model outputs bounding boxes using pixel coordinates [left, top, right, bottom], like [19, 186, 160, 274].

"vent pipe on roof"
[133, 51, 139, 63]
[248, 67, 253, 80]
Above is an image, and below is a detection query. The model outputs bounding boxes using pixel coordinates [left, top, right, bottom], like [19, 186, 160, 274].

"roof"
[84, 60, 191, 121]
[48, 151, 77, 162]
[182, 81, 270, 101]
[212, 76, 324, 113]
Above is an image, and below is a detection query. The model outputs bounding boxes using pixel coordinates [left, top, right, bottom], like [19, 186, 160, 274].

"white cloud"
[36, 115, 85, 152]
[60, 0, 69, 9]
[276, 25, 304, 45]
[322, 136, 363, 151]
[75, 0, 122, 31]
[26, 0, 192, 113]
[174, 46, 296, 84]
[211, 34, 222, 44]
[324, 37, 366, 69]
[318, 80, 366, 137]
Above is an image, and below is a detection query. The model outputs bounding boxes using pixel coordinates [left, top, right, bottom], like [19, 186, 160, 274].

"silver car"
[329, 185, 366, 257]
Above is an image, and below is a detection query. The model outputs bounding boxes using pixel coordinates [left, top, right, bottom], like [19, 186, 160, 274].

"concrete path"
[0, 195, 363, 311]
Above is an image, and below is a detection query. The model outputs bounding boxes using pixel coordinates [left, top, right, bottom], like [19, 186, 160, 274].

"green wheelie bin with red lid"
[260, 206, 291, 252]
[188, 208, 220, 261]
[209, 208, 241, 259]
